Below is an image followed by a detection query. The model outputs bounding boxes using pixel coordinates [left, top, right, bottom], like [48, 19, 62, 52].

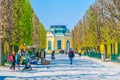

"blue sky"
[30, 0, 95, 30]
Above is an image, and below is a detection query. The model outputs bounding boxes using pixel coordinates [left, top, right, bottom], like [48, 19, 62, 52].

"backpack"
[8, 55, 13, 62]
[69, 51, 74, 58]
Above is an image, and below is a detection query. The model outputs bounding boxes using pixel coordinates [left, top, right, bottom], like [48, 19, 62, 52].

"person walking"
[51, 50, 55, 59]
[16, 50, 21, 70]
[24, 49, 30, 64]
[23, 49, 32, 70]
[10, 51, 16, 70]
[68, 50, 74, 65]
[41, 50, 47, 64]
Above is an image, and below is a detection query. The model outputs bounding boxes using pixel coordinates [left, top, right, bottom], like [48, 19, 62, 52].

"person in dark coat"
[68, 50, 74, 65]
[10, 51, 16, 70]
[43, 51, 46, 58]
[51, 51, 55, 59]
[36, 51, 40, 63]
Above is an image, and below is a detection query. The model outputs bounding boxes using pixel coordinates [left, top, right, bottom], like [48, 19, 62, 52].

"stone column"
[0, 37, 4, 66]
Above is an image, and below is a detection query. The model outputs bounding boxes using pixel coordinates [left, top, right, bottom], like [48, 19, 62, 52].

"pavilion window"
[57, 40, 61, 50]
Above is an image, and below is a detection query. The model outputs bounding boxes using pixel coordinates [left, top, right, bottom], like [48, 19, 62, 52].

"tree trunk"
[0, 38, 4, 66]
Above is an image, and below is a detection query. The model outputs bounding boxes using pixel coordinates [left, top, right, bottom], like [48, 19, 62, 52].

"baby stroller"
[22, 60, 32, 70]
[22, 55, 32, 71]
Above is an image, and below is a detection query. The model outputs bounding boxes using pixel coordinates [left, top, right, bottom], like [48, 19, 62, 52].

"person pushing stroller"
[22, 49, 32, 70]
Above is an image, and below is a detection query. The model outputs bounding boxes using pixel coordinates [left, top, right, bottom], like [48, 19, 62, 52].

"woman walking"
[16, 50, 21, 70]
[10, 51, 16, 70]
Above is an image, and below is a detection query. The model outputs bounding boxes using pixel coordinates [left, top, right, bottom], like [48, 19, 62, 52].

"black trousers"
[10, 61, 15, 70]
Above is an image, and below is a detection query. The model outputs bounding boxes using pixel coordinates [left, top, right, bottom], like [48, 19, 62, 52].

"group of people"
[9, 49, 31, 70]
[9, 49, 75, 70]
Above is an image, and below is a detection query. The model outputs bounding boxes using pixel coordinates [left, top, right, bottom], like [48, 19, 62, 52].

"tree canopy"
[1, 0, 46, 48]
[72, 0, 120, 51]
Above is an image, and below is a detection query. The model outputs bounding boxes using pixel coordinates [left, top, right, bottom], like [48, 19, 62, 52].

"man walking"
[51, 51, 55, 59]
[68, 50, 74, 65]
